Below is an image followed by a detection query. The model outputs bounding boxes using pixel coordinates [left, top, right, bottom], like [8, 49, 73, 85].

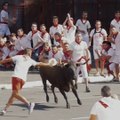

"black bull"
[39, 62, 82, 108]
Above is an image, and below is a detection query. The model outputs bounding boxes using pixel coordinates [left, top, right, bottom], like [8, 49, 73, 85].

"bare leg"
[100, 58, 105, 76]
[4, 90, 30, 111]
[115, 63, 119, 80]
[95, 59, 99, 74]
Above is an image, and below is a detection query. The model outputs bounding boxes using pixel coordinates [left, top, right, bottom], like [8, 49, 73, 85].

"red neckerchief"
[53, 24, 58, 28]
[64, 50, 71, 59]
[41, 31, 47, 38]
[105, 46, 111, 52]
[32, 30, 38, 37]
[81, 19, 87, 24]
[56, 38, 61, 43]
[52, 51, 57, 58]
[99, 100, 109, 108]
[115, 18, 120, 22]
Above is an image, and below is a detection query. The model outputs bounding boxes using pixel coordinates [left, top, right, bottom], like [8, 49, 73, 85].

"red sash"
[99, 100, 109, 108]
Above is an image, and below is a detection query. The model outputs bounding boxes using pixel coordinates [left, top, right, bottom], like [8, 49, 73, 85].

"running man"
[0, 48, 52, 115]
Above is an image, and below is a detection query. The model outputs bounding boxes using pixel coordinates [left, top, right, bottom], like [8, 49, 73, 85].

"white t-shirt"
[14, 35, 31, 51]
[1, 46, 10, 60]
[90, 28, 107, 48]
[76, 19, 91, 36]
[90, 97, 120, 120]
[111, 19, 120, 32]
[63, 25, 76, 44]
[12, 55, 38, 81]
[0, 10, 8, 23]
[102, 48, 115, 62]
[49, 50, 65, 62]
[70, 41, 88, 62]
[49, 24, 64, 36]
[27, 31, 43, 49]
[40, 32, 51, 46]
[114, 32, 120, 55]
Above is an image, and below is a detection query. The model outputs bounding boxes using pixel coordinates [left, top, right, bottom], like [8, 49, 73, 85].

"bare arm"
[89, 114, 97, 120]
[0, 58, 13, 64]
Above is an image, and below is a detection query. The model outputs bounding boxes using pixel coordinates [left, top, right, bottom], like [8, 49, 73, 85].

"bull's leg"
[51, 85, 58, 103]
[59, 88, 70, 109]
[74, 79, 78, 89]
[42, 80, 49, 102]
[71, 81, 82, 105]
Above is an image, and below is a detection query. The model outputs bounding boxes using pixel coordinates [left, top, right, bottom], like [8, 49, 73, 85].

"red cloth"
[99, 100, 109, 108]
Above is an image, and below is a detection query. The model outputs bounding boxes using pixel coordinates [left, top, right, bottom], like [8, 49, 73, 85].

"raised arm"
[0, 58, 13, 65]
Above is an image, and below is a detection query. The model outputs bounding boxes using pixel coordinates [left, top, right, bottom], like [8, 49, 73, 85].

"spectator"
[54, 32, 68, 51]
[27, 23, 43, 61]
[63, 13, 76, 44]
[90, 20, 107, 76]
[109, 27, 120, 81]
[49, 45, 65, 64]
[39, 42, 51, 63]
[89, 85, 120, 120]
[101, 41, 115, 78]
[40, 24, 51, 46]
[70, 33, 90, 92]
[49, 16, 64, 44]
[76, 11, 91, 46]
[0, 2, 16, 38]
[110, 11, 120, 32]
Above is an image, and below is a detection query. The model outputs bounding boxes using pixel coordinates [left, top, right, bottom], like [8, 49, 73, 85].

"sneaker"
[0, 110, 6, 116]
[86, 87, 90, 92]
[28, 102, 35, 114]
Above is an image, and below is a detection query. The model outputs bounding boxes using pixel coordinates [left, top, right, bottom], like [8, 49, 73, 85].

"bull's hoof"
[66, 103, 70, 109]
[54, 98, 58, 103]
[77, 99, 82, 105]
[46, 96, 49, 102]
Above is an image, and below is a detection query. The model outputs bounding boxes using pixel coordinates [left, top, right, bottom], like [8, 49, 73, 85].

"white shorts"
[93, 47, 102, 60]
[82, 35, 89, 46]
[113, 55, 120, 64]
[0, 24, 10, 36]
[76, 64, 88, 79]
[109, 63, 115, 71]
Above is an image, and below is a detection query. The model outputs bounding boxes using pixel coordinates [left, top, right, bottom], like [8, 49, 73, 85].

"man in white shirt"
[89, 85, 120, 120]
[27, 23, 44, 61]
[101, 41, 115, 78]
[40, 24, 51, 46]
[110, 11, 120, 32]
[49, 16, 64, 44]
[0, 2, 16, 37]
[109, 27, 120, 81]
[49, 45, 65, 63]
[71, 33, 90, 92]
[63, 13, 76, 44]
[0, 48, 52, 115]
[9, 28, 31, 57]
[76, 11, 91, 46]
[90, 20, 107, 76]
